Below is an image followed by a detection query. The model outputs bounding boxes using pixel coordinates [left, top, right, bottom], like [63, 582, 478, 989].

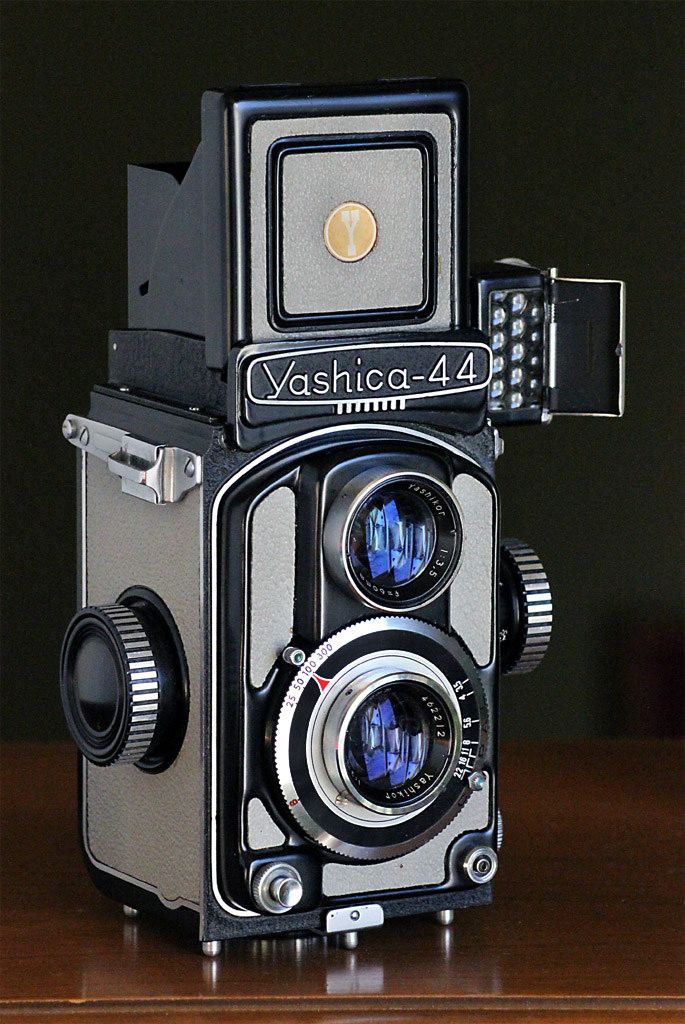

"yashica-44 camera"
[59, 80, 624, 955]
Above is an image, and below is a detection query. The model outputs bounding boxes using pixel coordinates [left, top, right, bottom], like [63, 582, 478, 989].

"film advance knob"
[498, 540, 553, 675]
[59, 590, 188, 771]
[252, 863, 303, 914]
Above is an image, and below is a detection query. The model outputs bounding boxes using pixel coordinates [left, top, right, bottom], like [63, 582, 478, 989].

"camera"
[59, 80, 624, 954]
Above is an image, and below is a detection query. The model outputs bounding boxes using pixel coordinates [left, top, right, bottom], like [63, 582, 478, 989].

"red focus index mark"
[313, 674, 331, 693]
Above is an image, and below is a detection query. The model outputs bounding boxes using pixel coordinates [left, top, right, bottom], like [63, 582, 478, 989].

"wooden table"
[1, 740, 682, 1022]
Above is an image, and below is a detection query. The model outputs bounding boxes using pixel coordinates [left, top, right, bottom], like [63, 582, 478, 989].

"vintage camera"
[59, 81, 624, 955]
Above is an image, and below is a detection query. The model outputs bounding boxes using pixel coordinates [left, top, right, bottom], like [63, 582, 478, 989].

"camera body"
[60, 81, 624, 953]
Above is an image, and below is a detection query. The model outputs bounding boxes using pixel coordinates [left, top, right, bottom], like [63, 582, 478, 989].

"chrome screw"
[282, 646, 306, 667]
[62, 417, 77, 439]
[79, 426, 90, 446]
[183, 458, 195, 478]
[468, 770, 487, 792]
[463, 845, 498, 884]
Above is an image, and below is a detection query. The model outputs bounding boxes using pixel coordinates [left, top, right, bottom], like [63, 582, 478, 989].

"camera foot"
[435, 909, 454, 926]
[340, 930, 358, 950]
[122, 905, 139, 919]
[202, 940, 223, 957]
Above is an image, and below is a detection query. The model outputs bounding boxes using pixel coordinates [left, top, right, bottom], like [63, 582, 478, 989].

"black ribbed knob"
[499, 540, 553, 675]
[60, 590, 188, 771]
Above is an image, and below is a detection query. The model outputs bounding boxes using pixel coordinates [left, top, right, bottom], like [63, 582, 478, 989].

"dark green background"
[1, 1, 682, 741]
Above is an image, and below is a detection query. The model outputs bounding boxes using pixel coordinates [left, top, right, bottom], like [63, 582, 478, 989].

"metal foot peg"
[435, 909, 454, 926]
[122, 904, 139, 918]
[202, 940, 223, 957]
[340, 930, 358, 950]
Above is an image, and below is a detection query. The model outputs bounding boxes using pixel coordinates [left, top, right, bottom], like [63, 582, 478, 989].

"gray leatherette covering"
[249, 112, 455, 341]
[322, 777, 490, 896]
[450, 472, 496, 667]
[280, 146, 425, 314]
[249, 486, 296, 689]
[82, 456, 202, 909]
[247, 798, 287, 850]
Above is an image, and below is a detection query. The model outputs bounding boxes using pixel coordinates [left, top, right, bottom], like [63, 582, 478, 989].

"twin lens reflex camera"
[59, 80, 625, 955]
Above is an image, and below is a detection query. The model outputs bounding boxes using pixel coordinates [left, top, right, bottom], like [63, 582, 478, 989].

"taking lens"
[341, 474, 462, 610]
[343, 681, 453, 808]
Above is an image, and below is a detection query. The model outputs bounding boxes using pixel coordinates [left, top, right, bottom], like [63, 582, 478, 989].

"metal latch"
[325, 903, 384, 935]
[62, 414, 202, 505]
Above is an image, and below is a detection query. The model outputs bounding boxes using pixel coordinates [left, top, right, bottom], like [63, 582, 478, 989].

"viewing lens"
[339, 474, 462, 609]
[348, 488, 436, 590]
[343, 682, 452, 806]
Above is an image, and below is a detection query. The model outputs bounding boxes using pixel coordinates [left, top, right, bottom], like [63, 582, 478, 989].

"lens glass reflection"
[348, 488, 436, 589]
[344, 684, 434, 793]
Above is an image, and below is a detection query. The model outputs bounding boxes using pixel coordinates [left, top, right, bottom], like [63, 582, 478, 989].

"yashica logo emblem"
[323, 202, 377, 263]
[245, 341, 492, 416]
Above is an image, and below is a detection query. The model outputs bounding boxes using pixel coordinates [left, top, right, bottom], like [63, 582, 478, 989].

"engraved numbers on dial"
[272, 616, 489, 862]
[452, 678, 481, 780]
[282, 641, 333, 710]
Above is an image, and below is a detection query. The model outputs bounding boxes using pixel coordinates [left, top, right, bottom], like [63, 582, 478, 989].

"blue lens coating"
[345, 686, 431, 791]
[349, 488, 436, 589]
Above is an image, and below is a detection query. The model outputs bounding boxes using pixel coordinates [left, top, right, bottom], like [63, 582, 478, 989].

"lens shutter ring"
[272, 616, 489, 861]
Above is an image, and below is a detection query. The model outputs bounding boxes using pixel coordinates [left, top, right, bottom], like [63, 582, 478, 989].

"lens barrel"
[324, 470, 462, 611]
[339, 679, 454, 810]
[273, 616, 488, 861]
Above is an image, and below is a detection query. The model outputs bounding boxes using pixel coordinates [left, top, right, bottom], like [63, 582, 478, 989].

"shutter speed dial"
[499, 540, 553, 674]
[60, 588, 188, 771]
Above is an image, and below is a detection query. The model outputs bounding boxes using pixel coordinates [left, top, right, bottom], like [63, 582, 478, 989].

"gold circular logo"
[324, 201, 377, 263]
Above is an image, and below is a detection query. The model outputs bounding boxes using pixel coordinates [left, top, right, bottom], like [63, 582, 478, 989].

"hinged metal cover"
[548, 276, 625, 416]
[472, 262, 625, 425]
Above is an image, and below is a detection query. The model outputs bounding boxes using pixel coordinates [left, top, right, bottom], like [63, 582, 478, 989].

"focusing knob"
[499, 540, 553, 674]
[60, 589, 188, 771]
